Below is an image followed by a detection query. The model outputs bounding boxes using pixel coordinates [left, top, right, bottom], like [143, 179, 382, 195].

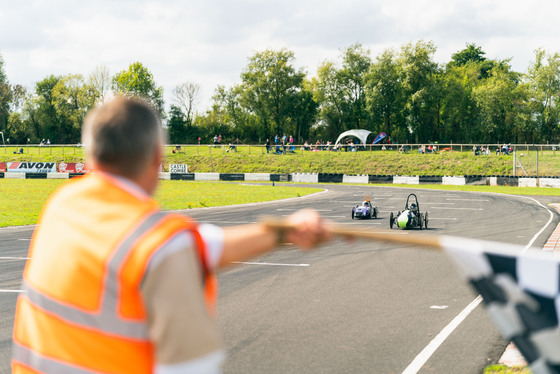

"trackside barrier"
[419, 176, 443, 184]
[393, 176, 419, 185]
[318, 173, 343, 183]
[47, 173, 70, 179]
[519, 178, 537, 188]
[5, 172, 25, 179]
[170, 173, 195, 180]
[292, 173, 319, 183]
[220, 173, 244, 181]
[343, 175, 369, 184]
[195, 173, 220, 181]
[244, 173, 271, 181]
[2, 172, 560, 189]
[442, 176, 466, 185]
[540, 178, 560, 188]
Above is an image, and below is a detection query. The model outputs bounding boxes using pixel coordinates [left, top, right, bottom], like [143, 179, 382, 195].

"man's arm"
[218, 208, 328, 269]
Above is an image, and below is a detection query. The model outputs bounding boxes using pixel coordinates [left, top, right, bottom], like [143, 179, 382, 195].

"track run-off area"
[0, 184, 558, 374]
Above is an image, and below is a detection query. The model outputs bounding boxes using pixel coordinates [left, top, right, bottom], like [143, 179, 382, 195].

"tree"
[449, 44, 495, 79]
[337, 43, 372, 130]
[167, 105, 187, 144]
[473, 63, 521, 142]
[0, 53, 9, 134]
[310, 61, 346, 140]
[240, 48, 307, 138]
[525, 49, 560, 142]
[52, 74, 99, 142]
[439, 63, 481, 142]
[366, 49, 406, 141]
[31, 75, 62, 143]
[89, 65, 111, 102]
[172, 82, 200, 127]
[399, 40, 441, 142]
[112, 62, 164, 116]
[311, 44, 372, 141]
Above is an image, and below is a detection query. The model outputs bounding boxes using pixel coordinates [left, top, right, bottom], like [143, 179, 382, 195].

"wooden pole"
[260, 217, 443, 250]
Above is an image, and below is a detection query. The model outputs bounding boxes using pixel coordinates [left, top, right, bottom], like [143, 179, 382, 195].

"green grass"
[0, 179, 322, 228]
[483, 364, 532, 373]
[3, 145, 560, 176]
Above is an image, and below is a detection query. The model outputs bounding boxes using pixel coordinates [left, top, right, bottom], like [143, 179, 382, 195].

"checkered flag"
[442, 237, 560, 374]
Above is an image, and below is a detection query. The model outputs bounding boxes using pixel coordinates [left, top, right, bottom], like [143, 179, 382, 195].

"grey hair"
[82, 96, 163, 177]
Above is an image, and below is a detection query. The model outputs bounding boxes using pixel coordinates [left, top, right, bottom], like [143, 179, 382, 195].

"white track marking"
[520, 197, 554, 251]
[0, 290, 25, 293]
[281, 215, 346, 218]
[232, 262, 309, 267]
[429, 218, 457, 220]
[446, 198, 489, 202]
[427, 203, 454, 205]
[0, 257, 30, 260]
[429, 207, 483, 210]
[402, 296, 483, 374]
[403, 196, 554, 374]
[276, 209, 333, 212]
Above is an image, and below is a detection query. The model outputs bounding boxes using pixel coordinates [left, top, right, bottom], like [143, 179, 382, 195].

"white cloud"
[2, 0, 560, 112]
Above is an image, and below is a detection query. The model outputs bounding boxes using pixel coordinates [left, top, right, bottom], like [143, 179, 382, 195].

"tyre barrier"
[1, 172, 558, 188]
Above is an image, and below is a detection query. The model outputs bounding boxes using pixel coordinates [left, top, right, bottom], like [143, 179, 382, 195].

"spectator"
[265, 139, 271, 154]
[217, 134, 222, 145]
[213, 135, 218, 145]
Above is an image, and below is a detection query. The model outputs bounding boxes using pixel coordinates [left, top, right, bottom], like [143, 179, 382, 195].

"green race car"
[389, 193, 428, 229]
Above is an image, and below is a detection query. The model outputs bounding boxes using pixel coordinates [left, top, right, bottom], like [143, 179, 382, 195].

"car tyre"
[390, 212, 394, 229]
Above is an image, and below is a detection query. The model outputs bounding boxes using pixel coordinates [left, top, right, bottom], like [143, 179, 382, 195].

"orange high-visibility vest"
[12, 173, 217, 374]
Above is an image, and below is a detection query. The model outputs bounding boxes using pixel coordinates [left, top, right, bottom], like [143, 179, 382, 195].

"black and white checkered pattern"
[442, 237, 560, 374]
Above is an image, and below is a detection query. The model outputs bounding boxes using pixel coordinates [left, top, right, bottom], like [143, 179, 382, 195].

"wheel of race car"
[369, 210, 373, 219]
[389, 212, 394, 228]
[419, 213, 423, 229]
[373, 208, 378, 219]
[424, 212, 428, 228]
[352, 210, 355, 219]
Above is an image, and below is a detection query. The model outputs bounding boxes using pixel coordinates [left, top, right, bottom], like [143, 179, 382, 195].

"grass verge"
[0, 179, 322, 228]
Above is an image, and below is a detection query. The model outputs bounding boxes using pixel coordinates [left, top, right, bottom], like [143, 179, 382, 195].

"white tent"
[334, 129, 372, 146]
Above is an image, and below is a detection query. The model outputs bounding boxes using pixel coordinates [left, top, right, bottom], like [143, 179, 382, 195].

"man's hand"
[283, 208, 331, 249]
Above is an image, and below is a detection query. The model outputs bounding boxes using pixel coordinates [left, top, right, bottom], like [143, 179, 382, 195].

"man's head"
[82, 96, 163, 193]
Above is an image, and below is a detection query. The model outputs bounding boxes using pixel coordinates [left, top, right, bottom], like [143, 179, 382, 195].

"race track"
[0, 184, 558, 373]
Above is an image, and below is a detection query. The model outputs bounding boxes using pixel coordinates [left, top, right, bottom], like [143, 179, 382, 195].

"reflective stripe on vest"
[13, 341, 95, 374]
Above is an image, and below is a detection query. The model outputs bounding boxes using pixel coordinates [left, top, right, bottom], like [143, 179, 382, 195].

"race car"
[389, 193, 428, 229]
[351, 195, 378, 219]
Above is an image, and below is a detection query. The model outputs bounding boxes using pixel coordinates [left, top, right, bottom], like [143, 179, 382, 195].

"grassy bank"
[0, 179, 322, 227]
[2, 145, 559, 176]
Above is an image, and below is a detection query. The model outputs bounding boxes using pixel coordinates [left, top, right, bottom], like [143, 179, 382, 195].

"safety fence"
[2, 143, 560, 157]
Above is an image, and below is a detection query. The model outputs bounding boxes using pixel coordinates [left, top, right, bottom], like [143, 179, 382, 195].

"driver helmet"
[410, 203, 418, 212]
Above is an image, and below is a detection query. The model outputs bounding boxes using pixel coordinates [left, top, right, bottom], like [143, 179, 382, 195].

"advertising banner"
[58, 162, 90, 173]
[7, 162, 57, 173]
[0, 162, 5, 172]
[169, 164, 188, 173]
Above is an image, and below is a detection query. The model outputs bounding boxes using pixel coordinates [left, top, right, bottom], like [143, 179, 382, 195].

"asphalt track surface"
[0, 184, 558, 374]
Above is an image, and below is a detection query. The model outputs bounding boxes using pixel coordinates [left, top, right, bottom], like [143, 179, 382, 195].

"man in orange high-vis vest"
[12, 97, 330, 374]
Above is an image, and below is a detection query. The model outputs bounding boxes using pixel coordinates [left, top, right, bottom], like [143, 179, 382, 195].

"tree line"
[1, 41, 560, 145]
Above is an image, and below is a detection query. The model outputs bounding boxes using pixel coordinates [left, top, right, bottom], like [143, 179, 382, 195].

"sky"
[2, 0, 560, 112]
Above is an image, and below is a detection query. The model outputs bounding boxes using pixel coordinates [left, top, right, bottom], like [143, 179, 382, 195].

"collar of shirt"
[96, 171, 152, 202]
